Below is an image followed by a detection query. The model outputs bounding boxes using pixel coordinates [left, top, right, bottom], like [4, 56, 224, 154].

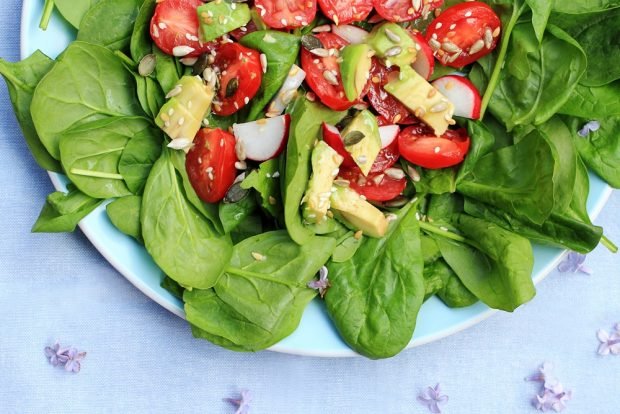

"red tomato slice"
[372, 0, 443, 23]
[398, 125, 470, 169]
[212, 43, 262, 116]
[425, 1, 501, 67]
[301, 32, 355, 111]
[318, 0, 373, 25]
[186, 129, 238, 203]
[150, 0, 213, 58]
[367, 58, 417, 124]
[255, 0, 317, 29]
[339, 167, 407, 201]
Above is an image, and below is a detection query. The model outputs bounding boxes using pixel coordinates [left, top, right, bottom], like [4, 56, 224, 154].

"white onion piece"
[331, 24, 369, 44]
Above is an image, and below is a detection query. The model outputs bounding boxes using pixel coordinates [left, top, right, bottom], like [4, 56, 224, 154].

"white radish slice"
[266, 64, 306, 116]
[432, 75, 482, 119]
[379, 125, 400, 148]
[410, 32, 435, 80]
[331, 24, 369, 44]
[232, 115, 291, 161]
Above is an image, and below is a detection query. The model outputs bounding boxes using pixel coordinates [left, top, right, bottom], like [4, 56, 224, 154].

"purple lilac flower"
[44, 342, 86, 373]
[526, 363, 572, 412]
[224, 389, 251, 414]
[577, 120, 600, 137]
[417, 383, 448, 414]
[557, 252, 592, 275]
[597, 324, 620, 356]
[308, 266, 330, 298]
[64, 347, 87, 373]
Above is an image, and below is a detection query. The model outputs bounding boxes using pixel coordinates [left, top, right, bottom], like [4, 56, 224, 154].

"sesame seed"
[251, 252, 266, 261]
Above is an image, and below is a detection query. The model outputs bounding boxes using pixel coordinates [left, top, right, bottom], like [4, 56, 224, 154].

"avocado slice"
[340, 44, 373, 101]
[156, 76, 215, 142]
[302, 141, 344, 224]
[366, 23, 417, 68]
[384, 66, 455, 136]
[330, 186, 389, 238]
[197, 0, 251, 43]
[340, 110, 381, 176]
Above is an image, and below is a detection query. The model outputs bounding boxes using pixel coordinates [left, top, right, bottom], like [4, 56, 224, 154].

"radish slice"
[266, 64, 306, 116]
[432, 75, 482, 119]
[410, 32, 435, 80]
[331, 24, 369, 44]
[379, 125, 399, 148]
[233, 115, 291, 161]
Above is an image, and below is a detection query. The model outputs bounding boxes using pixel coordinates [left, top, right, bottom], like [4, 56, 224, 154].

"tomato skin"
[301, 33, 356, 111]
[186, 129, 238, 203]
[425, 1, 501, 67]
[150, 0, 213, 58]
[318, 0, 373, 25]
[339, 167, 407, 201]
[212, 43, 263, 116]
[367, 58, 417, 124]
[255, 0, 317, 29]
[372, 0, 443, 23]
[398, 125, 470, 169]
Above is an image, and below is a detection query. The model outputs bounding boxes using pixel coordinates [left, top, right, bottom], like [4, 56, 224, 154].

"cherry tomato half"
[426, 1, 501, 67]
[150, 0, 213, 58]
[398, 125, 470, 169]
[367, 58, 417, 125]
[339, 166, 407, 202]
[318, 0, 373, 25]
[301, 32, 356, 111]
[212, 43, 263, 116]
[372, 0, 443, 23]
[255, 0, 317, 29]
[186, 128, 238, 203]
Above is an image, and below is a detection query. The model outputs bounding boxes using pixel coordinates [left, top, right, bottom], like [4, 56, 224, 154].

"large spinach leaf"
[106, 195, 142, 241]
[553, 1, 620, 16]
[132, 71, 165, 119]
[0, 51, 60, 172]
[130, 0, 157, 62]
[435, 215, 535, 312]
[240, 31, 301, 121]
[31, 41, 145, 159]
[32, 185, 102, 233]
[434, 259, 478, 308]
[118, 129, 163, 195]
[153, 46, 181, 94]
[325, 202, 425, 359]
[54, 0, 100, 29]
[77, 0, 142, 51]
[558, 81, 620, 119]
[283, 97, 346, 245]
[219, 193, 258, 234]
[141, 147, 232, 289]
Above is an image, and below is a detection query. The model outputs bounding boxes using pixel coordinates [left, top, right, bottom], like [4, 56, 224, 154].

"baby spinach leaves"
[241, 159, 283, 218]
[77, 0, 142, 51]
[106, 195, 142, 241]
[32, 185, 102, 233]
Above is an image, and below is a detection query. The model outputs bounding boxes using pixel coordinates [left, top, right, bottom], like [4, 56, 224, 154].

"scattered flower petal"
[526, 363, 571, 412]
[308, 266, 331, 298]
[224, 389, 252, 414]
[597, 324, 620, 356]
[43, 342, 86, 373]
[557, 252, 592, 275]
[577, 120, 600, 137]
[417, 383, 448, 414]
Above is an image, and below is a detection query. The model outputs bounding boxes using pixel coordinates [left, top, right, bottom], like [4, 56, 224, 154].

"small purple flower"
[557, 252, 592, 275]
[535, 388, 572, 412]
[417, 383, 448, 414]
[577, 120, 600, 137]
[525, 362, 560, 392]
[308, 266, 331, 298]
[44, 342, 70, 367]
[224, 389, 251, 414]
[63, 347, 87, 373]
[597, 326, 620, 356]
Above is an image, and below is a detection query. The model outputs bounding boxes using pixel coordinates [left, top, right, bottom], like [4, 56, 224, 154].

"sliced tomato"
[150, 0, 213, 58]
[301, 32, 355, 111]
[212, 43, 262, 116]
[255, 0, 317, 29]
[372, 0, 443, 23]
[426, 2, 501, 67]
[186, 128, 238, 203]
[322, 123, 401, 173]
[367, 58, 416, 125]
[318, 0, 373, 25]
[229, 20, 258, 41]
[398, 125, 470, 169]
[339, 167, 407, 201]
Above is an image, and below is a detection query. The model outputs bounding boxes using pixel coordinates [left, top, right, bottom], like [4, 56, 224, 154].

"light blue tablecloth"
[1, 1, 619, 413]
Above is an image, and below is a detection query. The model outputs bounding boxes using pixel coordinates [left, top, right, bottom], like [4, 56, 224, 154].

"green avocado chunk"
[340, 44, 373, 101]
[340, 110, 381, 176]
[330, 186, 389, 238]
[366, 23, 417, 68]
[197, 0, 251, 43]
[303, 141, 344, 224]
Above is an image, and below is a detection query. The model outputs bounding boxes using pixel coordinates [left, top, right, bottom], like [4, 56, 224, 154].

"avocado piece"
[330, 186, 389, 238]
[340, 44, 373, 101]
[197, 0, 251, 42]
[366, 23, 417, 68]
[384, 66, 455, 136]
[156, 76, 215, 143]
[302, 141, 344, 224]
[340, 110, 381, 176]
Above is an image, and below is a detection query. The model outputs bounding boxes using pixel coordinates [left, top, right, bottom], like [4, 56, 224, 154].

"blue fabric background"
[1, 1, 619, 412]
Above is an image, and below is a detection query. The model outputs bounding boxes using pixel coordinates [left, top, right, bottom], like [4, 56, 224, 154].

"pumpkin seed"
[138, 54, 156, 77]
[192, 53, 211, 76]
[301, 34, 324, 51]
[225, 78, 239, 98]
[343, 131, 365, 146]
[224, 181, 249, 203]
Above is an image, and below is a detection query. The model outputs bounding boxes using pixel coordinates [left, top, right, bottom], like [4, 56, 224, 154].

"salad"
[1, 0, 619, 359]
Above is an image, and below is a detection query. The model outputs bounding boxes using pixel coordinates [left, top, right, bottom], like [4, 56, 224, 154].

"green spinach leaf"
[553, 1, 620, 15]
[32, 185, 102, 233]
[434, 259, 478, 308]
[130, 0, 156, 62]
[241, 158, 282, 218]
[153, 46, 181, 94]
[558, 81, 620, 119]
[77, 0, 142, 51]
[219, 193, 258, 234]
[118, 129, 163, 195]
[571, 116, 620, 188]
[54, 0, 100, 29]
[106, 195, 142, 241]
